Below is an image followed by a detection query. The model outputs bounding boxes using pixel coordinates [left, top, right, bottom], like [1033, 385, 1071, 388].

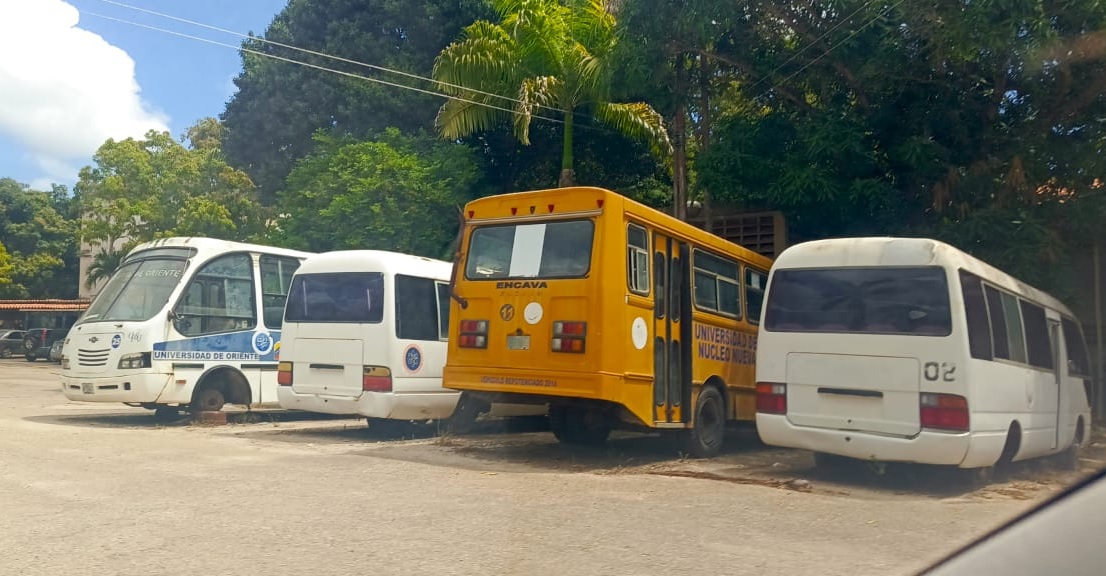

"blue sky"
[0, 0, 287, 189]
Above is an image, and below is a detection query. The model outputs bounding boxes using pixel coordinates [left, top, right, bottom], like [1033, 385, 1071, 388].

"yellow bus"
[444, 186, 774, 457]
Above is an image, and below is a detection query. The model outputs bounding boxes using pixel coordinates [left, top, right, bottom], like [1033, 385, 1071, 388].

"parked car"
[0, 330, 27, 359]
[49, 340, 64, 363]
[23, 328, 68, 362]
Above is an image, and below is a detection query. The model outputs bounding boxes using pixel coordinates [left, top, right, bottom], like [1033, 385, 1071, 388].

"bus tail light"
[277, 362, 293, 386]
[458, 319, 488, 349]
[920, 393, 969, 432]
[363, 366, 392, 392]
[756, 382, 787, 414]
[552, 321, 586, 353]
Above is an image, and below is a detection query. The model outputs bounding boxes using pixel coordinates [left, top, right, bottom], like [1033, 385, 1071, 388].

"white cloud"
[0, 0, 169, 184]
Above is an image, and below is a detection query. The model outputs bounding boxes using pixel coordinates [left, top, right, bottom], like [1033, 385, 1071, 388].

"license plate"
[507, 335, 530, 351]
[81, 382, 94, 395]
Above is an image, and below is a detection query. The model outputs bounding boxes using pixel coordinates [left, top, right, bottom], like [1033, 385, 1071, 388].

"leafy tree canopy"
[0, 178, 79, 298]
[76, 120, 266, 269]
[221, 0, 495, 202]
[275, 128, 482, 259]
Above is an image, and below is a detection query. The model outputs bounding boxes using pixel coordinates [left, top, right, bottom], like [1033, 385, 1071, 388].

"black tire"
[680, 385, 726, 458]
[550, 405, 610, 446]
[25, 354, 35, 362]
[1058, 419, 1085, 472]
[813, 452, 853, 472]
[192, 386, 226, 412]
[962, 465, 994, 488]
[446, 393, 491, 435]
[1, 348, 11, 359]
[153, 406, 180, 422]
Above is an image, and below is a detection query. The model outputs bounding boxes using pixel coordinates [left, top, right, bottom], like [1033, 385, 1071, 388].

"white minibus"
[276, 250, 544, 423]
[62, 237, 313, 418]
[755, 237, 1092, 476]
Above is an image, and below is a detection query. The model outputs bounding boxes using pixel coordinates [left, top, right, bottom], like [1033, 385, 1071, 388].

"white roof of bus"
[296, 250, 453, 281]
[128, 237, 314, 260]
[775, 237, 1073, 317]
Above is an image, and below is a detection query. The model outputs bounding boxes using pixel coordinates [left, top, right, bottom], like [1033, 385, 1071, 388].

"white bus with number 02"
[61, 237, 314, 418]
[754, 237, 1092, 477]
[275, 250, 544, 424]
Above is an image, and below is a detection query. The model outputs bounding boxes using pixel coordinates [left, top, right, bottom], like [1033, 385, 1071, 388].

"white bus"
[61, 237, 313, 418]
[276, 250, 543, 424]
[755, 237, 1093, 477]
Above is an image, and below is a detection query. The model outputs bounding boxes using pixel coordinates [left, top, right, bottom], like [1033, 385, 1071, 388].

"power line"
[743, 0, 876, 95]
[91, 0, 573, 120]
[81, 10, 568, 128]
[756, 0, 908, 102]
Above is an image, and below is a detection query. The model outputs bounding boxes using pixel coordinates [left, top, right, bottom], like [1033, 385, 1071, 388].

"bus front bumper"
[61, 372, 172, 404]
[756, 413, 978, 468]
[276, 386, 460, 420]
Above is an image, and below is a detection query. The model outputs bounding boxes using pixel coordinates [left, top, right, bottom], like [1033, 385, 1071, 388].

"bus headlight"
[118, 352, 151, 369]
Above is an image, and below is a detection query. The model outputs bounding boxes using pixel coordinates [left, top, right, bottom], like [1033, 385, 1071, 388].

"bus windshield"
[464, 219, 594, 280]
[764, 266, 952, 336]
[79, 258, 188, 325]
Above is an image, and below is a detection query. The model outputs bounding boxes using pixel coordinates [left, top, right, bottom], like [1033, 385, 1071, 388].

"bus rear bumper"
[60, 373, 172, 404]
[756, 413, 976, 467]
[277, 387, 460, 420]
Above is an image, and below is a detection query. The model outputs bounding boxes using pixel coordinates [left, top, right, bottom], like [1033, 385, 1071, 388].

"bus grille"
[77, 348, 111, 367]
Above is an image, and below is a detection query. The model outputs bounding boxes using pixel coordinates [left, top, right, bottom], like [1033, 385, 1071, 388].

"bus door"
[652, 234, 693, 425]
[1049, 319, 1064, 450]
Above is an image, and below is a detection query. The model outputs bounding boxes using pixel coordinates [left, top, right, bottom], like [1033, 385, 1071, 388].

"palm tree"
[84, 248, 126, 290]
[432, 0, 672, 187]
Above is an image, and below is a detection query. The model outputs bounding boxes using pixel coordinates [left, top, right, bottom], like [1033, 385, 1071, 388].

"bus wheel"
[1059, 418, 1085, 472]
[550, 406, 610, 446]
[446, 393, 491, 435]
[153, 406, 180, 422]
[681, 385, 725, 458]
[192, 386, 226, 413]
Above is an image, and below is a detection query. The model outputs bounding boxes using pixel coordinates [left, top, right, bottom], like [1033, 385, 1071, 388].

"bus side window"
[260, 255, 302, 329]
[174, 253, 256, 337]
[691, 249, 740, 318]
[745, 268, 767, 324]
[1019, 300, 1052, 369]
[395, 275, 439, 341]
[436, 282, 450, 340]
[984, 286, 1011, 360]
[999, 292, 1028, 364]
[627, 224, 650, 295]
[1062, 317, 1091, 377]
[958, 270, 992, 360]
[654, 251, 666, 319]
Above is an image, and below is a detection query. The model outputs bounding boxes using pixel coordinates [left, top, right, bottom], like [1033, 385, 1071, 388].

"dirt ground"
[2, 362, 1102, 576]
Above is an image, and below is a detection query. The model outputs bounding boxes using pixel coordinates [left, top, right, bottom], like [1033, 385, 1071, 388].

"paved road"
[0, 362, 1091, 576]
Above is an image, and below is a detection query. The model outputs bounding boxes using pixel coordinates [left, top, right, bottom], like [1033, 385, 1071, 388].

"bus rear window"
[765, 267, 952, 336]
[465, 219, 594, 280]
[285, 272, 384, 323]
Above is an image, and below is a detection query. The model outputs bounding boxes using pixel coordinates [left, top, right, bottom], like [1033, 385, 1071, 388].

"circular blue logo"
[253, 331, 273, 355]
[111, 334, 122, 349]
[404, 345, 422, 372]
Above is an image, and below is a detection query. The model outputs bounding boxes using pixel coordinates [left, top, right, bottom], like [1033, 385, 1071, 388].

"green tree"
[0, 241, 13, 294]
[221, 0, 495, 202]
[77, 120, 266, 260]
[276, 128, 482, 258]
[84, 245, 131, 291]
[0, 178, 79, 298]
[432, 0, 672, 187]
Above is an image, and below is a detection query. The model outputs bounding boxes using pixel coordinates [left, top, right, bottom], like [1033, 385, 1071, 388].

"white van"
[755, 238, 1092, 476]
[276, 250, 541, 423]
